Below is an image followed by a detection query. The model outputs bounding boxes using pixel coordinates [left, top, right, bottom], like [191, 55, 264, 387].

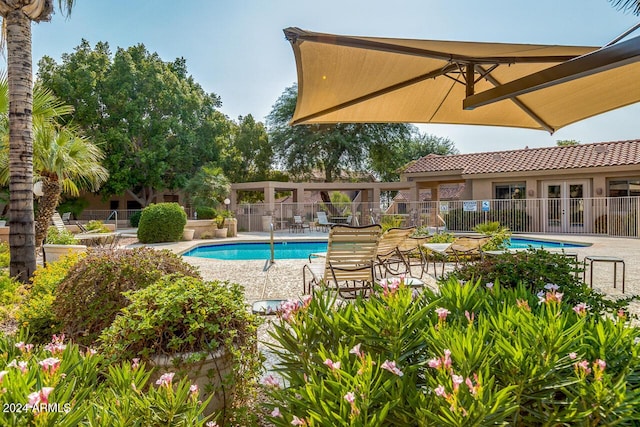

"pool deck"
[137, 230, 640, 305]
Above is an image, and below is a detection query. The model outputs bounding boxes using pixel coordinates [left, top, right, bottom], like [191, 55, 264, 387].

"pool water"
[184, 241, 328, 261]
[184, 237, 587, 261]
[508, 237, 586, 249]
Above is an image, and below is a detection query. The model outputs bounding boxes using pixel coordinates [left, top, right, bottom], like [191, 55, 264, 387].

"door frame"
[542, 180, 590, 233]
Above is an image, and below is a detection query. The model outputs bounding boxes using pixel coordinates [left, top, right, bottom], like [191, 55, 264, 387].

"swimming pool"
[183, 237, 588, 261]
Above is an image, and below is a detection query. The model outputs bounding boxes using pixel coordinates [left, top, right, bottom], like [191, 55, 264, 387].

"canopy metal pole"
[605, 22, 640, 47]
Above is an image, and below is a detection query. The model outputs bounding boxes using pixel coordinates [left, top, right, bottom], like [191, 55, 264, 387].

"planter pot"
[42, 244, 87, 264]
[182, 228, 195, 241]
[214, 228, 228, 238]
[185, 220, 216, 239]
[0, 221, 6, 227]
[150, 349, 233, 416]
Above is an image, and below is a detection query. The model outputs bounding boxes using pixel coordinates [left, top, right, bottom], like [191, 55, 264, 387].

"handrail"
[269, 222, 275, 265]
[106, 210, 118, 231]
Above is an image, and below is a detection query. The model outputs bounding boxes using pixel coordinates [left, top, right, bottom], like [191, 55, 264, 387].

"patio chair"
[397, 235, 431, 278]
[303, 224, 382, 298]
[51, 212, 68, 232]
[375, 227, 415, 278]
[428, 235, 491, 277]
[290, 215, 310, 233]
[61, 212, 71, 223]
[316, 211, 336, 232]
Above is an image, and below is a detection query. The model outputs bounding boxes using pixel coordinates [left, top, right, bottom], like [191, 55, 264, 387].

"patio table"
[423, 243, 452, 278]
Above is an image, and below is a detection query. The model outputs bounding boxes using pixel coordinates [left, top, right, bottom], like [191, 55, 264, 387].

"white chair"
[316, 212, 336, 232]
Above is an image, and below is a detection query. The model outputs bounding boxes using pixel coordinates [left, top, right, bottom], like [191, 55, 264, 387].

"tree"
[183, 164, 230, 210]
[221, 114, 273, 183]
[369, 133, 458, 182]
[267, 85, 414, 182]
[0, 0, 76, 281]
[38, 41, 230, 207]
[609, 0, 640, 15]
[0, 79, 108, 248]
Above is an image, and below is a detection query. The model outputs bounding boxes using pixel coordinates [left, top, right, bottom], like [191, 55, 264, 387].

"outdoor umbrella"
[284, 27, 640, 133]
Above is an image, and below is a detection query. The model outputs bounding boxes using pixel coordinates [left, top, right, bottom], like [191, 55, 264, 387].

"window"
[495, 183, 526, 199]
[609, 179, 640, 197]
[163, 194, 179, 203]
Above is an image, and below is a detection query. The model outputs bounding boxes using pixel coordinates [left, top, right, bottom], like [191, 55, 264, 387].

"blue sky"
[16, 0, 640, 153]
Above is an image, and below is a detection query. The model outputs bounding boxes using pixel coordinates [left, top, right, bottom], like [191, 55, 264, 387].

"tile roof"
[403, 139, 640, 175]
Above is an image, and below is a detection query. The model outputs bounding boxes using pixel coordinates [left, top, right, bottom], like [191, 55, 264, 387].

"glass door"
[543, 181, 588, 233]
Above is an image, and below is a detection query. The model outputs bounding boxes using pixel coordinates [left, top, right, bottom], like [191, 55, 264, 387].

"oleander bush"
[263, 278, 640, 426]
[16, 253, 84, 343]
[448, 248, 633, 316]
[99, 275, 262, 425]
[0, 331, 212, 426]
[53, 248, 200, 345]
[137, 202, 187, 243]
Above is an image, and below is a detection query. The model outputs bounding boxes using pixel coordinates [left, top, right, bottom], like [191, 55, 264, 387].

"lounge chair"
[303, 224, 382, 298]
[375, 227, 415, 278]
[51, 212, 68, 232]
[316, 211, 336, 232]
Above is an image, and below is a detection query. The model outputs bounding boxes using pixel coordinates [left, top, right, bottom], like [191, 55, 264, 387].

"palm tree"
[0, 78, 108, 249]
[0, 1, 76, 281]
[609, 0, 640, 15]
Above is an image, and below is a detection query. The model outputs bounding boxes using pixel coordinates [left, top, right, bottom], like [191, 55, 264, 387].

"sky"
[12, 0, 640, 154]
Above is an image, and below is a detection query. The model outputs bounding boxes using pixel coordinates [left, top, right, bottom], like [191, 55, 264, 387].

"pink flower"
[381, 360, 403, 377]
[544, 283, 559, 291]
[323, 359, 341, 371]
[262, 374, 281, 388]
[155, 372, 175, 387]
[595, 359, 606, 370]
[451, 374, 464, 392]
[44, 334, 66, 355]
[593, 359, 607, 381]
[0, 370, 8, 383]
[344, 391, 356, 404]
[39, 357, 61, 374]
[485, 282, 494, 290]
[349, 343, 363, 357]
[189, 384, 199, 397]
[465, 376, 479, 396]
[434, 385, 447, 397]
[443, 349, 453, 370]
[617, 309, 627, 319]
[380, 277, 401, 296]
[516, 299, 530, 311]
[291, 415, 307, 426]
[569, 352, 578, 360]
[15, 342, 33, 353]
[206, 422, 219, 427]
[465, 310, 475, 323]
[270, 407, 282, 417]
[27, 387, 54, 408]
[427, 358, 442, 369]
[573, 302, 589, 316]
[85, 348, 97, 357]
[575, 360, 592, 376]
[131, 358, 140, 370]
[435, 307, 450, 321]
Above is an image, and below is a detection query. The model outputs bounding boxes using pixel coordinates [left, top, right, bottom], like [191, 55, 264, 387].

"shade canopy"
[285, 27, 640, 133]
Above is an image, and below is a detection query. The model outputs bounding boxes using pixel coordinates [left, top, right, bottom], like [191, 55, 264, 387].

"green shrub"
[137, 202, 187, 243]
[264, 279, 640, 425]
[0, 271, 20, 325]
[473, 221, 511, 251]
[129, 210, 142, 227]
[195, 206, 216, 219]
[45, 227, 78, 245]
[0, 241, 9, 268]
[448, 248, 633, 316]
[0, 331, 212, 426]
[53, 248, 200, 345]
[85, 220, 110, 233]
[57, 197, 89, 220]
[16, 253, 83, 343]
[99, 275, 262, 425]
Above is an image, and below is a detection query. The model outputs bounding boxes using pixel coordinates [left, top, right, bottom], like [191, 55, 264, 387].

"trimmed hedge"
[137, 202, 186, 243]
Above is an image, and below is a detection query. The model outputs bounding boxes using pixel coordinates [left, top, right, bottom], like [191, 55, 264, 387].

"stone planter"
[150, 348, 233, 416]
[42, 244, 87, 264]
[185, 220, 216, 239]
[182, 229, 195, 241]
[214, 228, 228, 238]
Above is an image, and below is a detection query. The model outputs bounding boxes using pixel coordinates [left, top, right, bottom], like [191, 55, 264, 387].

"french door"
[543, 180, 589, 233]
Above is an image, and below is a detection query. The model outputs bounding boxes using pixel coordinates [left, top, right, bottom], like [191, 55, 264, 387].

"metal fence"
[76, 196, 639, 238]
